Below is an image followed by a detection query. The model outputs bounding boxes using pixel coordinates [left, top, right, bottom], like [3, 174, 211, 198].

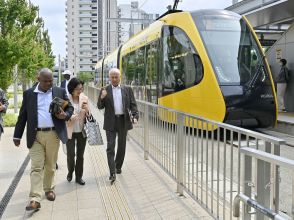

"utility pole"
[58, 54, 61, 86]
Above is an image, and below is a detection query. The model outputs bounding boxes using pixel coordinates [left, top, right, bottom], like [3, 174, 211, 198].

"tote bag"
[84, 115, 104, 146]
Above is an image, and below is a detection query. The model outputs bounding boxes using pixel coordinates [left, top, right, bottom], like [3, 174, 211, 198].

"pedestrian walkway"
[0, 102, 213, 220]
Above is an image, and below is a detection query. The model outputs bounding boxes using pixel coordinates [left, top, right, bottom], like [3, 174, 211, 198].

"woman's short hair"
[67, 78, 82, 95]
[280, 59, 287, 66]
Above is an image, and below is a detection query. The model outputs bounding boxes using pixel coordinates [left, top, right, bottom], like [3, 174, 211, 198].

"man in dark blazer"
[97, 68, 138, 183]
[60, 70, 73, 96]
[13, 68, 74, 211]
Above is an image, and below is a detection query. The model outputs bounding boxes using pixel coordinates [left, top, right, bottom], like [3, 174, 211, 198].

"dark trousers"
[106, 116, 127, 174]
[66, 132, 87, 179]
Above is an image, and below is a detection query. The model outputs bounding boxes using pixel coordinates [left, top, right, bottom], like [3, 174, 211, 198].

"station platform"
[273, 112, 294, 136]
[0, 103, 212, 220]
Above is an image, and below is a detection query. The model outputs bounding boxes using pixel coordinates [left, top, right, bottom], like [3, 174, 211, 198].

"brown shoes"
[25, 201, 41, 211]
[45, 191, 56, 201]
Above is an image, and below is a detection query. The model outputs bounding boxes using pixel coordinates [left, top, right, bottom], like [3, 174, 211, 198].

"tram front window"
[193, 13, 270, 87]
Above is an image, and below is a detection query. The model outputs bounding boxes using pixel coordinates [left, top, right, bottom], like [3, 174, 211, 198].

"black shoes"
[67, 173, 72, 182]
[109, 173, 116, 185]
[116, 168, 122, 174]
[76, 178, 86, 185]
[67, 173, 85, 185]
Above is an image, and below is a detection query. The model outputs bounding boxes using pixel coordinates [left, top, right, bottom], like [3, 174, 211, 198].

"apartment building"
[66, 0, 119, 72]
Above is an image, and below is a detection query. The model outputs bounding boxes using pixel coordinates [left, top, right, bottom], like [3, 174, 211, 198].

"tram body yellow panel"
[158, 12, 226, 126]
[96, 60, 103, 69]
[120, 21, 163, 57]
[104, 48, 118, 64]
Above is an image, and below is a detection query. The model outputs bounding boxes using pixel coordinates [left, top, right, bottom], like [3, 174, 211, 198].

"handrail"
[137, 100, 285, 145]
[241, 147, 294, 170]
[233, 194, 286, 220]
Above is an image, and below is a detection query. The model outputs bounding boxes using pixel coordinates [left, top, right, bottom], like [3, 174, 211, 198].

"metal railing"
[85, 85, 294, 220]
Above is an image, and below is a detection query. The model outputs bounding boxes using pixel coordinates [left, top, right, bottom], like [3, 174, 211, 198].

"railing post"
[273, 144, 280, 213]
[93, 86, 98, 106]
[256, 141, 271, 220]
[176, 113, 185, 196]
[144, 104, 149, 160]
[243, 154, 252, 220]
[86, 84, 89, 97]
[292, 172, 294, 218]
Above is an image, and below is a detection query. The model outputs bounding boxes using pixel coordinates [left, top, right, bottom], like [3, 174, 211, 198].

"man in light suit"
[97, 68, 138, 183]
[13, 68, 74, 211]
[0, 88, 9, 139]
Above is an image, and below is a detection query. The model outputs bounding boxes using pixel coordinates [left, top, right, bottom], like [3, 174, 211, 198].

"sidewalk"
[0, 103, 213, 220]
[0, 127, 28, 202]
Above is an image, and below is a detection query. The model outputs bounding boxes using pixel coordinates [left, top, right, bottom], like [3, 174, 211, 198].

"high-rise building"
[118, 1, 156, 45]
[66, 0, 98, 74]
[104, 0, 118, 55]
[66, 0, 122, 69]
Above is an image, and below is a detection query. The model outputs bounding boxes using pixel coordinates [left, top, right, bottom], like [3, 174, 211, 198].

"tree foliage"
[78, 72, 94, 83]
[0, 0, 55, 90]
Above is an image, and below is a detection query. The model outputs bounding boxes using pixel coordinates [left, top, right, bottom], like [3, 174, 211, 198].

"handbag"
[84, 114, 104, 146]
[49, 97, 69, 114]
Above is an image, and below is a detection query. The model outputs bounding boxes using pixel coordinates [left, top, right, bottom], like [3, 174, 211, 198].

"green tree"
[0, 0, 54, 90]
[78, 72, 94, 83]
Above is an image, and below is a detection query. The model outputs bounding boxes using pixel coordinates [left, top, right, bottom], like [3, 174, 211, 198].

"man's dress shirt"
[112, 84, 124, 115]
[34, 84, 54, 128]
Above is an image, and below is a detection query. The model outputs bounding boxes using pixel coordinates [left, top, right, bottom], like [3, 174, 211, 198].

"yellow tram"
[95, 9, 277, 128]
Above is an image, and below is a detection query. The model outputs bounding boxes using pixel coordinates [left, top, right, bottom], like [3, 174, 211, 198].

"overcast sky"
[30, 0, 232, 63]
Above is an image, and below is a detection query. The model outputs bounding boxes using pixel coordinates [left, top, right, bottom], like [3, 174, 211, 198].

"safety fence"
[85, 85, 294, 220]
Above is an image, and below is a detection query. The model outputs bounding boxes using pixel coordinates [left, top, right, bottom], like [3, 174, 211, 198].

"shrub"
[3, 113, 18, 127]
[6, 93, 13, 99]
[8, 102, 22, 109]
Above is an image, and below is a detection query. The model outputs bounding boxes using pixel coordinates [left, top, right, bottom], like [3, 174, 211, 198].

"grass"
[3, 113, 18, 127]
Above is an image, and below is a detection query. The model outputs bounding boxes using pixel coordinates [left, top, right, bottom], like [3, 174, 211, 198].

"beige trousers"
[29, 130, 60, 202]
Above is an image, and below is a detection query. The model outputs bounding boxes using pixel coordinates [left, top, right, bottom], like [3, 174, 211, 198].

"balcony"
[79, 14, 93, 18]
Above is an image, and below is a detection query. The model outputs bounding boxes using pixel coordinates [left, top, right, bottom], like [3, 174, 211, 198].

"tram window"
[162, 26, 203, 96]
[193, 15, 270, 86]
[122, 47, 146, 100]
[146, 41, 159, 103]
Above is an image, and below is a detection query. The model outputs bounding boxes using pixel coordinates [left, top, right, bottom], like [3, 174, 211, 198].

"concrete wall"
[266, 23, 294, 111]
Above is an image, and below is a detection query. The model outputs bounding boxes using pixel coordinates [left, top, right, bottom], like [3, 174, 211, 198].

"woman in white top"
[66, 78, 90, 185]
